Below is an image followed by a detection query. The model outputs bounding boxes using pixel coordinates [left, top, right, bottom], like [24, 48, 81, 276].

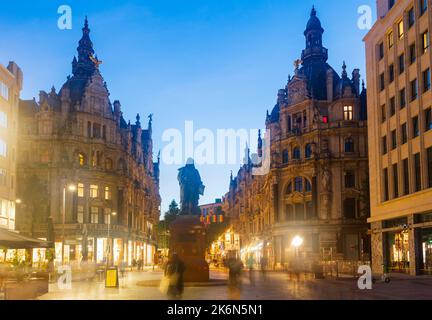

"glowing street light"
[291, 235, 304, 248]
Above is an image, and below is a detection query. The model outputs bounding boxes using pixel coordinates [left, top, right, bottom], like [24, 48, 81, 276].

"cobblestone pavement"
[37, 269, 432, 300]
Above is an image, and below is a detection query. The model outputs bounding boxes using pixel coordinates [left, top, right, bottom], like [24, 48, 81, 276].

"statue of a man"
[178, 158, 205, 215]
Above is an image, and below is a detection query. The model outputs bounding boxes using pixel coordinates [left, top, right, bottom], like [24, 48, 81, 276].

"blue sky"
[0, 0, 376, 215]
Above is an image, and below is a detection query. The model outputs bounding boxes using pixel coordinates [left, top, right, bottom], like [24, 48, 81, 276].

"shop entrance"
[386, 230, 410, 273]
[421, 228, 432, 275]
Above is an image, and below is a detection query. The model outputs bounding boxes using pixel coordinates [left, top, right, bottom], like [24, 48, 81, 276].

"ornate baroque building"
[224, 8, 370, 269]
[16, 19, 161, 266]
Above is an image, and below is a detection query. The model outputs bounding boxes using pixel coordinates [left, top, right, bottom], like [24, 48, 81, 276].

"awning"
[0, 228, 52, 249]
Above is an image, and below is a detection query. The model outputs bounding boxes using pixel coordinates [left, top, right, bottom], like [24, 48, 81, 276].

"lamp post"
[106, 211, 117, 268]
[61, 183, 77, 266]
[291, 235, 304, 259]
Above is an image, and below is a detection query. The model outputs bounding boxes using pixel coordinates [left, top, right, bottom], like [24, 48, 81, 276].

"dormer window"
[344, 105, 353, 121]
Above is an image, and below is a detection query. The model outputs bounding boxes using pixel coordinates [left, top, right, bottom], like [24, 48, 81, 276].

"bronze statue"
[177, 159, 205, 215]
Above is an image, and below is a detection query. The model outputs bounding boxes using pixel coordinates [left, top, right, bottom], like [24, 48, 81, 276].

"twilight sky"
[0, 0, 376, 215]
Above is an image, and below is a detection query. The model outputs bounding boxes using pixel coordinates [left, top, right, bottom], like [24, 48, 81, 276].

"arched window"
[293, 147, 301, 160]
[305, 179, 312, 192]
[305, 144, 312, 159]
[282, 150, 289, 164]
[294, 177, 303, 192]
[78, 153, 87, 167]
[345, 137, 355, 153]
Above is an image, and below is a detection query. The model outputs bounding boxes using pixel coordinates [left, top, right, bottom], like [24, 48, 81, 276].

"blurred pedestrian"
[260, 256, 268, 281]
[246, 255, 255, 286]
[164, 253, 186, 299]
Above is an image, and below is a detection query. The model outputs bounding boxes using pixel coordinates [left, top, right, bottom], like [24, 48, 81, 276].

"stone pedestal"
[170, 215, 209, 282]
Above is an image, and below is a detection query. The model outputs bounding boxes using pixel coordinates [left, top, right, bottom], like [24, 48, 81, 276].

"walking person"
[246, 255, 255, 286]
[164, 253, 186, 299]
[260, 256, 268, 281]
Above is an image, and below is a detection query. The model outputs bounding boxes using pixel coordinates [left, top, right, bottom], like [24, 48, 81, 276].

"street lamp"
[291, 235, 303, 259]
[106, 211, 117, 267]
[62, 183, 77, 265]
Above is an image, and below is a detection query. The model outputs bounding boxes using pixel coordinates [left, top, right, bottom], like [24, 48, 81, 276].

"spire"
[258, 130, 263, 158]
[342, 61, 347, 78]
[74, 17, 96, 78]
[136, 113, 141, 127]
[302, 6, 327, 64]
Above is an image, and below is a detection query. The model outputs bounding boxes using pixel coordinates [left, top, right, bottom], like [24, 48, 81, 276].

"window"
[305, 179, 312, 192]
[78, 153, 86, 167]
[105, 158, 113, 170]
[77, 205, 84, 224]
[0, 112, 7, 128]
[411, 79, 418, 101]
[282, 150, 289, 164]
[403, 158, 410, 195]
[398, 20, 404, 39]
[393, 163, 399, 198]
[379, 42, 384, 60]
[400, 88, 406, 108]
[428, 147, 432, 188]
[389, 64, 394, 83]
[305, 144, 312, 159]
[390, 97, 396, 116]
[399, 54, 405, 74]
[381, 104, 387, 122]
[410, 43, 416, 64]
[104, 186, 112, 200]
[91, 151, 100, 167]
[0, 140, 6, 157]
[402, 123, 408, 144]
[90, 185, 99, 198]
[344, 170, 356, 188]
[287, 115, 292, 132]
[383, 168, 389, 202]
[413, 116, 420, 137]
[425, 108, 432, 131]
[293, 147, 301, 160]
[343, 198, 357, 219]
[344, 105, 353, 121]
[92, 123, 101, 139]
[345, 138, 355, 153]
[414, 153, 422, 192]
[420, 0, 428, 15]
[408, 7, 415, 28]
[423, 68, 431, 92]
[87, 122, 92, 138]
[422, 30, 429, 54]
[78, 183, 85, 198]
[382, 136, 388, 154]
[380, 73, 385, 91]
[91, 207, 99, 224]
[391, 130, 397, 150]
[286, 183, 292, 194]
[0, 81, 9, 100]
[388, 31, 394, 49]
[104, 208, 112, 224]
[389, 0, 395, 10]
[0, 169, 7, 187]
[294, 177, 303, 192]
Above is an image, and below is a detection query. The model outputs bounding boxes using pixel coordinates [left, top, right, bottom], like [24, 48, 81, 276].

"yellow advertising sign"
[105, 267, 119, 288]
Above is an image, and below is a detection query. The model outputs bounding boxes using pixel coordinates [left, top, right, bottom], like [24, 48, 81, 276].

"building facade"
[16, 19, 161, 267]
[0, 61, 22, 231]
[365, 0, 432, 276]
[224, 8, 370, 269]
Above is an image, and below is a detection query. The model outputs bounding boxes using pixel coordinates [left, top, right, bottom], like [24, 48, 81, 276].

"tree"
[164, 200, 180, 227]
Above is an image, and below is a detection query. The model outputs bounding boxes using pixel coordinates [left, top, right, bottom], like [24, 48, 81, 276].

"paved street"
[37, 269, 432, 300]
